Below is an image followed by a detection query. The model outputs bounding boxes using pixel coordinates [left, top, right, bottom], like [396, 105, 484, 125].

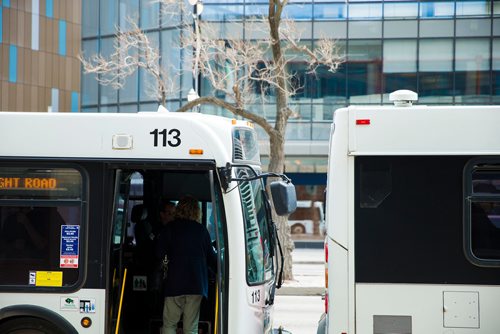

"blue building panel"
[59, 20, 66, 56]
[9, 45, 17, 83]
[0, 7, 3, 44]
[46, 0, 53, 17]
[71, 91, 79, 112]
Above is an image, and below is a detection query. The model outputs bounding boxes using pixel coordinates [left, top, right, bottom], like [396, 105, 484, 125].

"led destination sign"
[0, 177, 58, 190]
[0, 167, 82, 200]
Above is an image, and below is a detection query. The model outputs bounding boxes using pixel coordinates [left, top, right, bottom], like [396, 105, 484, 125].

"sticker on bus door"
[60, 225, 80, 268]
[247, 286, 265, 307]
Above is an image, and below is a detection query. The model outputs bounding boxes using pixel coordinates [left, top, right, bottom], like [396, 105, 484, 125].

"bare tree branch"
[79, 18, 174, 105]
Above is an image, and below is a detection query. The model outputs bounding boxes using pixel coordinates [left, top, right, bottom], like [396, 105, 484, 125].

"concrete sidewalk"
[277, 246, 325, 296]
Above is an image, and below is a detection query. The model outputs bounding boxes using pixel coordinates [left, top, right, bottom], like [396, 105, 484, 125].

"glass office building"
[81, 1, 499, 231]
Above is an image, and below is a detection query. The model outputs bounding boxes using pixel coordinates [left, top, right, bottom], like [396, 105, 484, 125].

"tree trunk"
[267, 0, 295, 281]
[269, 129, 294, 281]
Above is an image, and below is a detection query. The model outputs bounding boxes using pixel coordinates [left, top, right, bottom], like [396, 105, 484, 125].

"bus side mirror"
[270, 181, 297, 216]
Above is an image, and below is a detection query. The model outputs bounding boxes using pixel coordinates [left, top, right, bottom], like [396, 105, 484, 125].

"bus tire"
[291, 223, 306, 234]
[0, 317, 66, 334]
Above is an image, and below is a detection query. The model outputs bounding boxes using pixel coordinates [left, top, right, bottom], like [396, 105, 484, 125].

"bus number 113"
[150, 129, 181, 147]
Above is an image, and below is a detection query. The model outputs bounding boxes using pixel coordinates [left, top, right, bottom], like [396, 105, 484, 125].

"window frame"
[464, 158, 500, 267]
[0, 162, 88, 292]
[237, 168, 274, 286]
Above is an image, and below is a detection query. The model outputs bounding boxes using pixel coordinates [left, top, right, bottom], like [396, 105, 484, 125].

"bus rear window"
[0, 166, 84, 289]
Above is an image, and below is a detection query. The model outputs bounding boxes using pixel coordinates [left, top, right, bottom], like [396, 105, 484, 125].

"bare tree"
[80, 0, 343, 280]
[177, 0, 343, 280]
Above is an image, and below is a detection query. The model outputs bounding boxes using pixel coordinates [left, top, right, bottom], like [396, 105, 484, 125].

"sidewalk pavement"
[277, 246, 325, 296]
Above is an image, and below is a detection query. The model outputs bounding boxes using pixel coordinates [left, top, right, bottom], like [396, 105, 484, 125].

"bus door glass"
[108, 170, 143, 332]
[207, 170, 227, 334]
[237, 168, 274, 296]
[0, 166, 84, 290]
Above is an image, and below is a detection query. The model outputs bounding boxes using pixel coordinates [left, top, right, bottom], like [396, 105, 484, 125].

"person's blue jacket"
[156, 218, 217, 298]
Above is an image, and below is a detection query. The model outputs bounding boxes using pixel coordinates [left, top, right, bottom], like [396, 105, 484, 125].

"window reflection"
[383, 40, 417, 100]
[201, 5, 244, 21]
[349, 3, 383, 19]
[314, 4, 346, 20]
[419, 39, 453, 103]
[100, 38, 118, 105]
[384, 2, 418, 19]
[493, 39, 500, 103]
[81, 40, 98, 106]
[420, 1, 454, 18]
[456, 1, 492, 17]
[347, 40, 382, 104]
[455, 38, 490, 103]
[282, 3, 313, 20]
[100, 0, 118, 36]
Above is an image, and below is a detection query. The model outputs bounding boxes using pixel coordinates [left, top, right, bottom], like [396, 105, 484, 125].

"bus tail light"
[356, 119, 370, 125]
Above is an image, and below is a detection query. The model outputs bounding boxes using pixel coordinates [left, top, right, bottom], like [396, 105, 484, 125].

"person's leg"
[182, 295, 203, 334]
[162, 296, 184, 334]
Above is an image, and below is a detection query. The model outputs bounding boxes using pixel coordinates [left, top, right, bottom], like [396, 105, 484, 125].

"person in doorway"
[159, 199, 176, 226]
[156, 195, 217, 334]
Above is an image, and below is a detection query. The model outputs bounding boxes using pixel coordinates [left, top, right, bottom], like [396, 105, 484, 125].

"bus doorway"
[107, 165, 226, 334]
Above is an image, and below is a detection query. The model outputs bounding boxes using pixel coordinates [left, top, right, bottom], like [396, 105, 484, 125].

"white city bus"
[318, 91, 500, 334]
[0, 109, 296, 334]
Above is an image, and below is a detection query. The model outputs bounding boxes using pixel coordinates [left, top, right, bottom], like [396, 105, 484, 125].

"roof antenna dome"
[389, 90, 418, 107]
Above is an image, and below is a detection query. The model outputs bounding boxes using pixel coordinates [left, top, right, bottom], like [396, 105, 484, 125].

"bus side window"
[465, 163, 500, 266]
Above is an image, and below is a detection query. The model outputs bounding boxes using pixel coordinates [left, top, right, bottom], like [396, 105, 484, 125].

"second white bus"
[319, 91, 500, 334]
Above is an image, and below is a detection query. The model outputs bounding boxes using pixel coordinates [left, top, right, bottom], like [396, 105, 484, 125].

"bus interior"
[108, 166, 226, 334]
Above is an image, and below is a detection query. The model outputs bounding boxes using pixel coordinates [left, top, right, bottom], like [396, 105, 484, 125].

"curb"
[293, 261, 324, 265]
[276, 286, 324, 296]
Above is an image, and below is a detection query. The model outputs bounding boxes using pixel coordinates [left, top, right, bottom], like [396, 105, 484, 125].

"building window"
[59, 20, 67, 56]
[347, 40, 382, 104]
[420, 1, 455, 18]
[464, 159, 500, 267]
[455, 38, 491, 103]
[31, 0, 40, 50]
[493, 39, 500, 103]
[418, 39, 454, 103]
[383, 39, 417, 101]
[9, 45, 17, 83]
[100, 0, 118, 36]
[71, 92, 79, 112]
[0, 7, 3, 43]
[51, 88, 59, 112]
[46, 0, 53, 18]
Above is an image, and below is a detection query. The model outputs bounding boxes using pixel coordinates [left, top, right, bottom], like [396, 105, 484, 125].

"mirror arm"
[218, 162, 292, 191]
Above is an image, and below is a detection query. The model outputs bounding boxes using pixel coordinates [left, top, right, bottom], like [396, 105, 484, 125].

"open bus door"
[107, 166, 226, 334]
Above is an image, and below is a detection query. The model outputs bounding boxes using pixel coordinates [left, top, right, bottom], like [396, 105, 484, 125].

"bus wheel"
[291, 224, 306, 234]
[0, 317, 65, 334]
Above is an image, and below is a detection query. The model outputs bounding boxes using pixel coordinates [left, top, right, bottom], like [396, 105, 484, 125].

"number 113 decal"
[150, 129, 181, 147]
